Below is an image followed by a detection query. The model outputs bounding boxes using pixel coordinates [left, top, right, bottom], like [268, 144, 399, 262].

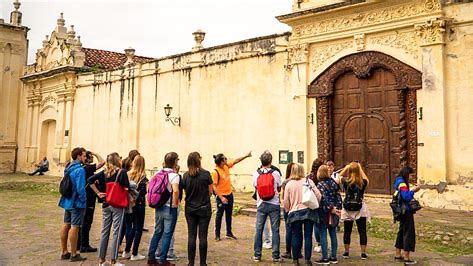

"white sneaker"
[130, 254, 145, 261]
[263, 241, 272, 249]
[112, 261, 125, 266]
[314, 245, 322, 252]
[121, 251, 131, 259]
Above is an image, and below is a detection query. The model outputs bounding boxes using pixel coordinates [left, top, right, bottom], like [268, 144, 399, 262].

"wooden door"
[332, 69, 399, 194]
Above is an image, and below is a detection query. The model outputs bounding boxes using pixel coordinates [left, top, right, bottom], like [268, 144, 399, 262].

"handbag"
[106, 169, 129, 208]
[302, 178, 319, 210]
[408, 198, 422, 213]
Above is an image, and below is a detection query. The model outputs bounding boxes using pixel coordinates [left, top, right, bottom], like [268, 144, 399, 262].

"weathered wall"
[70, 34, 297, 190]
[443, 3, 473, 185]
[0, 22, 28, 173]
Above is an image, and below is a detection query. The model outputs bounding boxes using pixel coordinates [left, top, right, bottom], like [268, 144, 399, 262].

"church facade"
[1, 0, 472, 210]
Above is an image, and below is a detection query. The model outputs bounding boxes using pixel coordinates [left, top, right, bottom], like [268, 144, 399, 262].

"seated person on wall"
[29, 156, 49, 176]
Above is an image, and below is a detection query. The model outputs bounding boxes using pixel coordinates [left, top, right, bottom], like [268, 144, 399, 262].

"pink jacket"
[283, 178, 322, 213]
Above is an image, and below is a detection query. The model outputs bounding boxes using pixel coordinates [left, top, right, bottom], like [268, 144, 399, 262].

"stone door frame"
[308, 51, 422, 174]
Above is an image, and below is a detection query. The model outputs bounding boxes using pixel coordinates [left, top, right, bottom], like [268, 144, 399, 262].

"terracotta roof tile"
[82, 47, 155, 70]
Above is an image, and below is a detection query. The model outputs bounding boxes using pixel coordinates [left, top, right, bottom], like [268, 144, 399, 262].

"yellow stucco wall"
[0, 22, 28, 173]
[443, 4, 473, 185]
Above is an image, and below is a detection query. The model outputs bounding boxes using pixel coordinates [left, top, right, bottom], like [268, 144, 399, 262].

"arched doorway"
[308, 51, 422, 194]
[39, 119, 56, 164]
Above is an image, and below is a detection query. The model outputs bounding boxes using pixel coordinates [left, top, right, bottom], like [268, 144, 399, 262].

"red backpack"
[256, 169, 275, 201]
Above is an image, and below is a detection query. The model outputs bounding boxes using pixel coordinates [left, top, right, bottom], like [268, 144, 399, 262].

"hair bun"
[213, 155, 217, 159]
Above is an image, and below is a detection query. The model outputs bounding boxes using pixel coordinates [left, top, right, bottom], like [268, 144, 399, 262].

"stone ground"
[0, 173, 472, 266]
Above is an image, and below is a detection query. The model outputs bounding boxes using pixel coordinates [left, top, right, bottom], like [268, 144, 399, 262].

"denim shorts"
[64, 208, 85, 227]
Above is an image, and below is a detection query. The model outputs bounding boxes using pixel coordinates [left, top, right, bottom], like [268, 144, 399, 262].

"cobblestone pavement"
[0, 174, 472, 265]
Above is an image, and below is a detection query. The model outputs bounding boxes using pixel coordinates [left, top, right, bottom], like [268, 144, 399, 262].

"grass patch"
[0, 182, 59, 195]
[349, 217, 473, 256]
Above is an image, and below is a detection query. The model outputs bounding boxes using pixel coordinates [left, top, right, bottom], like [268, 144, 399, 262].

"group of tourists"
[56, 147, 421, 265]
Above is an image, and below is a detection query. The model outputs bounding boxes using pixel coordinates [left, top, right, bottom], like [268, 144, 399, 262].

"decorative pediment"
[40, 93, 58, 113]
[27, 13, 85, 74]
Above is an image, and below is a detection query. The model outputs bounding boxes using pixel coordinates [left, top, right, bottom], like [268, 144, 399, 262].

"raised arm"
[232, 151, 252, 166]
[93, 152, 105, 169]
[339, 164, 350, 182]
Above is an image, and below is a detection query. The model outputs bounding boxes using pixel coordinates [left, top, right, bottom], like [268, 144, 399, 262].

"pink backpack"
[147, 169, 172, 208]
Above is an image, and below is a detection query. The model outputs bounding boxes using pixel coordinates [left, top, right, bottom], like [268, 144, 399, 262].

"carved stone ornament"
[354, 33, 365, 51]
[310, 40, 353, 74]
[369, 31, 420, 59]
[40, 94, 58, 112]
[292, 0, 442, 38]
[309, 51, 421, 170]
[288, 43, 309, 67]
[415, 18, 447, 46]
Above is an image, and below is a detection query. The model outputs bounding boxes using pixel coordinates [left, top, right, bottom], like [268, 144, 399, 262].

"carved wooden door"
[332, 69, 400, 194]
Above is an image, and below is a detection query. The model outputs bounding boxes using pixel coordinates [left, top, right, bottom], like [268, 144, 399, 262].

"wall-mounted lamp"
[417, 107, 423, 120]
[164, 104, 181, 126]
[308, 113, 314, 124]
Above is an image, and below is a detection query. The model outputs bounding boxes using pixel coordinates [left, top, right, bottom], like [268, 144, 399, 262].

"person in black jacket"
[78, 151, 105, 253]
[123, 155, 148, 261]
[181, 152, 213, 266]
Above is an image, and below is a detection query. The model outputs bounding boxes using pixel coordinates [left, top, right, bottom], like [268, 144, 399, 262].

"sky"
[0, 0, 293, 64]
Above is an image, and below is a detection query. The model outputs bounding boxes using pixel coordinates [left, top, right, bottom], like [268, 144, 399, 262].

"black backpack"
[343, 183, 363, 211]
[59, 172, 73, 198]
[390, 192, 406, 222]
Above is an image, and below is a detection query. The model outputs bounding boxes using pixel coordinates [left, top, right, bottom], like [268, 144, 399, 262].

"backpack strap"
[214, 169, 221, 185]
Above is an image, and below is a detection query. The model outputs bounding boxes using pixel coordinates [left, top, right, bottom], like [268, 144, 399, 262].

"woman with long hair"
[339, 162, 370, 260]
[181, 152, 213, 266]
[280, 162, 295, 259]
[88, 153, 129, 266]
[283, 163, 321, 265]
[394, 166, 420, 265]
[307, 158, 324, 252]
[123, 155, 148, 261]
[316, 165, 342, 264]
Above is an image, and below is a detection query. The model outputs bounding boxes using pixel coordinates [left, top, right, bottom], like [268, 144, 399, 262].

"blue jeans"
[283, 211, 292, 255]
[125, 204, 146, 255]
[291, 219, 314, 262]
[215, 193, 234, 236]
[148, 206, 178, 263]
[254, 203, 280, 259]
[319, 222, 338, 259]
[314, 222, 321, 243]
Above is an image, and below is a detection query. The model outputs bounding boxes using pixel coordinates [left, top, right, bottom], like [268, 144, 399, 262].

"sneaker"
[166, 254, 179, 261]
[313, 245, 321, 252]
[394, 256, 404, 262]
[112, 262, 125, 266]
[130, 254, 146, 261]
[61, 252, 71, 260]
[315, 259, 330, 265]
[215, 235, 221, 241]
[329, 257, 338, 264]
[263, 241, 272, 249]
[147, 258, 158, 265]
[361, 253, 368, 260]
[342, 252, 349, 259]
[305, 260, 313, 266]
[122, 251, 131, 259]
[281, 252, 292, 259]
[252, 256, 261, 262]
[225, 233, 238, 240]
[70, 254, 87, 262]
[80, 245, 98, 253]
[273, 257, 282, 263]
[404, 259, 417, 265]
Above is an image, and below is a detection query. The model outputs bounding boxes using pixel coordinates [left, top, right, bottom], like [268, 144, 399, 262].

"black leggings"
[343, 217, 367, 245]
[395, 212, 416, 252]
[185, 208, 211, 266]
